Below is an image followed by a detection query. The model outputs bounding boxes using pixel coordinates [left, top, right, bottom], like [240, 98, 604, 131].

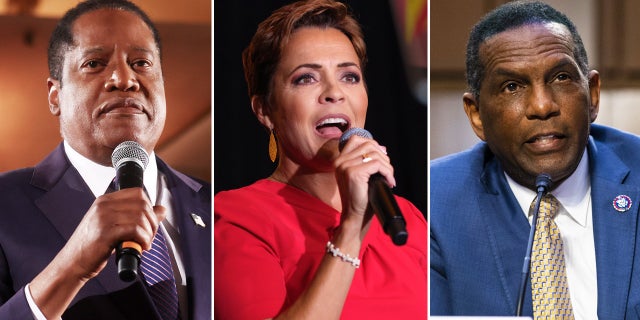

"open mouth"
[525, 134, 562, 144]
[316, 117, 349, 136]
[524, 133, 567, 154]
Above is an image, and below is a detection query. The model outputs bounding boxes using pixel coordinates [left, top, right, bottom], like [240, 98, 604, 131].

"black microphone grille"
[535, 173, 552, 192]
[111, 141, 149, 170]
[338, 128, 373, 151]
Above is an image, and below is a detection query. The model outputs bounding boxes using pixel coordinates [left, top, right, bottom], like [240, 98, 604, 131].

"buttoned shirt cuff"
[25, 283, 58, 320]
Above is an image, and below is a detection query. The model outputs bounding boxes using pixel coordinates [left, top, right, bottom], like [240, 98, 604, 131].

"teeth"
[535, 135, 555, 142]
[318, 118, 347, 126]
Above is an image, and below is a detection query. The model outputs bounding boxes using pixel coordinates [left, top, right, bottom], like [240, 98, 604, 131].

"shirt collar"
[506, 149, 590, 227]
[63, 141, 159, 204]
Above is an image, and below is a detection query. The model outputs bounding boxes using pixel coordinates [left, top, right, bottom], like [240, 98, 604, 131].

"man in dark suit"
[430, 1, 640, 319]
[0, 1, 210, 319]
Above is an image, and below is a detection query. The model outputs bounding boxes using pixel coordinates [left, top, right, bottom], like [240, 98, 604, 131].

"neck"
[270, 166, 341, 211]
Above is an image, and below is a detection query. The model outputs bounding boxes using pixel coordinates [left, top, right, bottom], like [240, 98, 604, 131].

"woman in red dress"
[214, 1, 427, 318]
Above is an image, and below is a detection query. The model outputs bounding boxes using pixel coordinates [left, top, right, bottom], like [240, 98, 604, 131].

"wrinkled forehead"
[479, 22, 575, 64]
[70, 8, 159, 53]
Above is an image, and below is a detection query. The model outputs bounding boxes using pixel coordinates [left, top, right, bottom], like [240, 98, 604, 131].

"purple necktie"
[141, 228, 180, 320]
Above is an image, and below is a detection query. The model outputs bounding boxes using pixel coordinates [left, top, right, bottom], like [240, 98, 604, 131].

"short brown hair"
[242, 0, 366, 102]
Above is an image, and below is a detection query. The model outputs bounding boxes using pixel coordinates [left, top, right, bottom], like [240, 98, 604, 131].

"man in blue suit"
[0, 1, 210, 319]
[430, 1, 640, 319]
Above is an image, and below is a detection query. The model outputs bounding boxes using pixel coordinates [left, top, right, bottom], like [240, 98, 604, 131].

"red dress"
[214, 179, 427, 319]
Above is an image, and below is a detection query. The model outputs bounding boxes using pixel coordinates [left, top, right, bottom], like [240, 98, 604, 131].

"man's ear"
[47, 78, 61, 116]
[463, 92, 486, 141]
[587, 70, 600, 123]
[251, 95, 273, 129]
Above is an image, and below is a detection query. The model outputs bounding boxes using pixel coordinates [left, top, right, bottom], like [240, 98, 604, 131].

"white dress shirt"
[506, 149, 597, 320]
[26, 141, 187, 319]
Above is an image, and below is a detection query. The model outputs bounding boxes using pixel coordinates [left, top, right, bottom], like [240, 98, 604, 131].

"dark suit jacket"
[430, 124, 640, 319]
[0, 144, 211, 320]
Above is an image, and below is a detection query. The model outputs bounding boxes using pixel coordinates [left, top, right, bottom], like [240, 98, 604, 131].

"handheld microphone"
[339, 128, 408, 246]
[111, 140, 149, 282]
[515, 173, 552, 316]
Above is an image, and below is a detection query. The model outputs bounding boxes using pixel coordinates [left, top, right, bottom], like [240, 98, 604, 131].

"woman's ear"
[251, 95, 274, 129]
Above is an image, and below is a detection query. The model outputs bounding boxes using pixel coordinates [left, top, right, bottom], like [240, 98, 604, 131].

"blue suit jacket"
[430, 124, 640, 319]
[0, 144, 211, 320]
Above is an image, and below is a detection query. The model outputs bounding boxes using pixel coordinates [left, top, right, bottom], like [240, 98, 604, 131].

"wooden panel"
[0, 0, 211, 24]
[622, 1, 640, 70]
[430, 0, 510, 89]
[430, 0, 484, 72]
[596, 0, 640, 87]
[598, 0, 624, 78]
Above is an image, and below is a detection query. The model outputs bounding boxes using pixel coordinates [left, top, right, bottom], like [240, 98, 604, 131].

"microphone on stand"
[339, 128, 408, 246]
[111, 140, 150, 282]
[515, 173, 552, 316]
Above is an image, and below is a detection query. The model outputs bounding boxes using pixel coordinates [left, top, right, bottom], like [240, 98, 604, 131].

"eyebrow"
[492, 57, 578, 79]
[80, 46, 155, 57]
[79, 47, 106, 57]
[288, 62, 361, 76]
[547, 59, 579, 73]
[492, 68, 521, 78]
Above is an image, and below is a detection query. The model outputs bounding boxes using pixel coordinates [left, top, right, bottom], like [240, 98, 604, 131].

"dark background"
[213, 0, 427, 215]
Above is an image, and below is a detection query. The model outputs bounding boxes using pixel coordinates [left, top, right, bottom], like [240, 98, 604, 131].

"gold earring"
[269, 129, 277, 163]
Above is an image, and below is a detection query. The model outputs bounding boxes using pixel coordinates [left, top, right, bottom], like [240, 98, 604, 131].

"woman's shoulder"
[215, 179, 275, 199]
[394, 196, 426, 225]
[393, 195, 427, 247]
[215, 179, 283, 213]
[214, 178, 336, 223]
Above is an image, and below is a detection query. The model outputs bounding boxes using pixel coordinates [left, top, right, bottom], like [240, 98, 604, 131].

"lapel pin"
[612, 195, 632, 212]
[191, 213, 207, 227]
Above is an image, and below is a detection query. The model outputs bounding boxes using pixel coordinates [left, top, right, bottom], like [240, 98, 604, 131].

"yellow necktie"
[530, 194, 574, 319]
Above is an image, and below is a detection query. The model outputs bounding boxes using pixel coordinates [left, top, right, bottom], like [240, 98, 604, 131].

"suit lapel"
[478, 158, 533, 314]
[30, 146, 90, 237]
[158, 159, 211, 318]
[32, 145, 128, 294]
[472, 137, 640, 317]
[31, 144, 159, 319]
[29, 147, 210, 319]
[589, 139, 639, 319]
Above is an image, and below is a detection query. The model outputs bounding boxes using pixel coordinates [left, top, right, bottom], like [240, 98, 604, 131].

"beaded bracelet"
[326, 241, 361, 268]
